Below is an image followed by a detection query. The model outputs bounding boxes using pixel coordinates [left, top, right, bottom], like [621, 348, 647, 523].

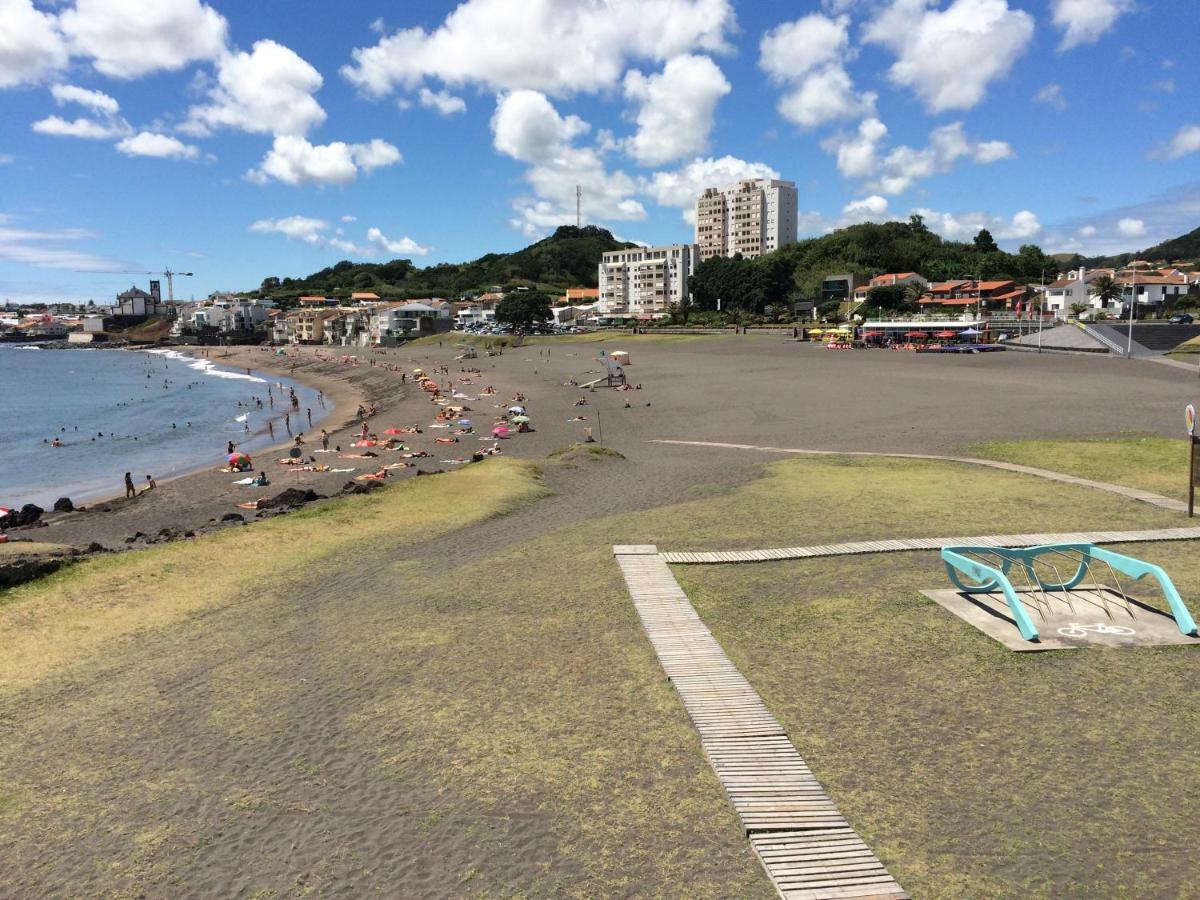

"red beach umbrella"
[905, 330, 928, 338]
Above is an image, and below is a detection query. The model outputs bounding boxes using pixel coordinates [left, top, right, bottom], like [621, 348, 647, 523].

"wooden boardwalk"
[650, 439, 1189, 513]
[614, 545, 908, 900]
[660, 526, 1200, 565]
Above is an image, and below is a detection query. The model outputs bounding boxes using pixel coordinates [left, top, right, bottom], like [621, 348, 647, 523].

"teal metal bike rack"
[941, 543, 1198, 643]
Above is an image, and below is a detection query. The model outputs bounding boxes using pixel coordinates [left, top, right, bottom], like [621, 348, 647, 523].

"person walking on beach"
[285, 413, 291, 433]
[321, 429, 329, 451]
[227, 440, 235, 455]
[269, 420, 275, 440]
[124, 472, 136, 499]
[306, 407, 312, 427]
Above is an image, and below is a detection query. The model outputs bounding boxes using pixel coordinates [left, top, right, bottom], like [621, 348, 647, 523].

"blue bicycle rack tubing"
[940, 543, 1198, 641]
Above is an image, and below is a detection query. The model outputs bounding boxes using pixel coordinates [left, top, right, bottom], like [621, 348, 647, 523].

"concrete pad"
[921, 587, 1200, 651]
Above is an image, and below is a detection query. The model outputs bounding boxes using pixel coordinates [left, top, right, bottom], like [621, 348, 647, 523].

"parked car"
[1169, 313, 1194, 324]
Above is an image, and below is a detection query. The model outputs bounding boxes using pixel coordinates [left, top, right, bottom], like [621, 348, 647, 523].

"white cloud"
[1117, 217, 1146, 238]
[247, 136, 402, 186]
[1052, 0, 1134, 51]
[31, 114, 130, 140]
[182, 40, 325, 137]
[1034, 83, 1067, 110]
[1079, 225, 1097, 237]
[642, 155, 779, 224]
[341, 0, 735, 97]
[622, 55, 729, 166]
[863, 0, 1033, 113]
[824, 120, 1013, 193]
[116, 131, 200, 160]
[973, 140, 1015, 164]
[0, 0, 69, 88]
[249, 215, 328, 245]
[1007, 210, 1042, 239]
[340, 214, 357, 223]
[491, 89, 589, 162]
[59, 0, 228, 79]
[1152, 124, 1200, 161]
[249, 216, 428, 258]
[760, 13, 849, 79]
[759, 14, 874, 128]
[841, 195, 889, 223]
[822, 117, 888, 179]
[366, 227, 430, 256]
[911, 206, 1042, 243]
[0, 216, 125, 271]
[417, 87, 466, 115]
[777, 66, 875, 128]
[490, 90, 645, 235]
[50, 83, 119, 115]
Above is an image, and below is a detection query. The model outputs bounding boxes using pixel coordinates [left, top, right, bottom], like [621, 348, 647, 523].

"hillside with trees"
[1061, 225, 1200, 270]
[688, 215, 1060, 317]
[253, 226, 633, 303]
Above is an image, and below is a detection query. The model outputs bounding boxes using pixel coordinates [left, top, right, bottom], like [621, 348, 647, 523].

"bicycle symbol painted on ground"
[1056, 622, 1137, 638]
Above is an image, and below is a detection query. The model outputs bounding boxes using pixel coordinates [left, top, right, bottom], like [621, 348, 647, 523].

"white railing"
[1077, 321, 1126, 356]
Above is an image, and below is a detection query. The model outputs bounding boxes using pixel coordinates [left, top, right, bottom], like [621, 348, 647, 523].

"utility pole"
[1038, 268, 1045, 353]
[575, 185, 582, 228]
[1126, 265, 1136, 359]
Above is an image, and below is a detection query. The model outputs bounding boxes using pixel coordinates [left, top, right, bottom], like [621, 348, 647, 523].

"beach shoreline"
[5, 344, 389, 551]
[8, 346, 355, 513]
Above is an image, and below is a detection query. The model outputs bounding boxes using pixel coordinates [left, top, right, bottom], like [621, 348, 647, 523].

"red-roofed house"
[852, 272, 928, 302]
[560, 287, 600, 306]
[920, 280, 1029, 311]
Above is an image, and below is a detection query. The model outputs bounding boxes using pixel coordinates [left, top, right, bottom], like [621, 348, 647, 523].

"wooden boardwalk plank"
[657, 526, 1200, 566]
[615, 547, 906, 900]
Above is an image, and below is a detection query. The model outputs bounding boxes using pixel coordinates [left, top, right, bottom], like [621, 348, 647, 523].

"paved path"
[614, 545, 908, 900]
[650, 439, 1189, 513]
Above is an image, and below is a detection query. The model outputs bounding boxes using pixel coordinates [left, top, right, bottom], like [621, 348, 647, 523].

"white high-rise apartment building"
[597, 244, 697, 317]
[695, 178, 798, 261]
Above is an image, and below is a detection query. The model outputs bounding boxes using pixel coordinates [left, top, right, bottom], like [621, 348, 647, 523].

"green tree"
[973, 228, 999, 253]
[495, 291, 553, 327]
[866, 285, 907, 311]
[1091, 275, 1123, 310]
[260, 276, 280, 294]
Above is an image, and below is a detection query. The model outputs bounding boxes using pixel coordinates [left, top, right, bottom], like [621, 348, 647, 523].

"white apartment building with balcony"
[597, 244, 697, 317]
[695, 178, 798, 261]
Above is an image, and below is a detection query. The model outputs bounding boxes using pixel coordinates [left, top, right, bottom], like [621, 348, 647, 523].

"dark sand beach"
[3, 336, 1199, 897]
[16, 335, 1198, 554]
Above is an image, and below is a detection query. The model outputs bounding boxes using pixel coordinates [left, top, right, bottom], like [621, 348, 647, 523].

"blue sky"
[1, 0, 1198, 303]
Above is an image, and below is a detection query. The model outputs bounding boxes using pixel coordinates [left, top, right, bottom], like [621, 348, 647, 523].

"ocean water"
[0, 346, 330, 509]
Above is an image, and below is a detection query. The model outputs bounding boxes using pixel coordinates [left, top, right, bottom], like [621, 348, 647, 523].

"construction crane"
[74, 268, 194, 303]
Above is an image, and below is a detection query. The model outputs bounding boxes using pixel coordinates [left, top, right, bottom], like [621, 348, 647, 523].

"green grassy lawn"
[677, 548, 1200, 899]
[1166, 335, 1200, 361]
[1, 450, 1195, 896]
[0, 459, 549, 690]
[966, 434, 1191, 502]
